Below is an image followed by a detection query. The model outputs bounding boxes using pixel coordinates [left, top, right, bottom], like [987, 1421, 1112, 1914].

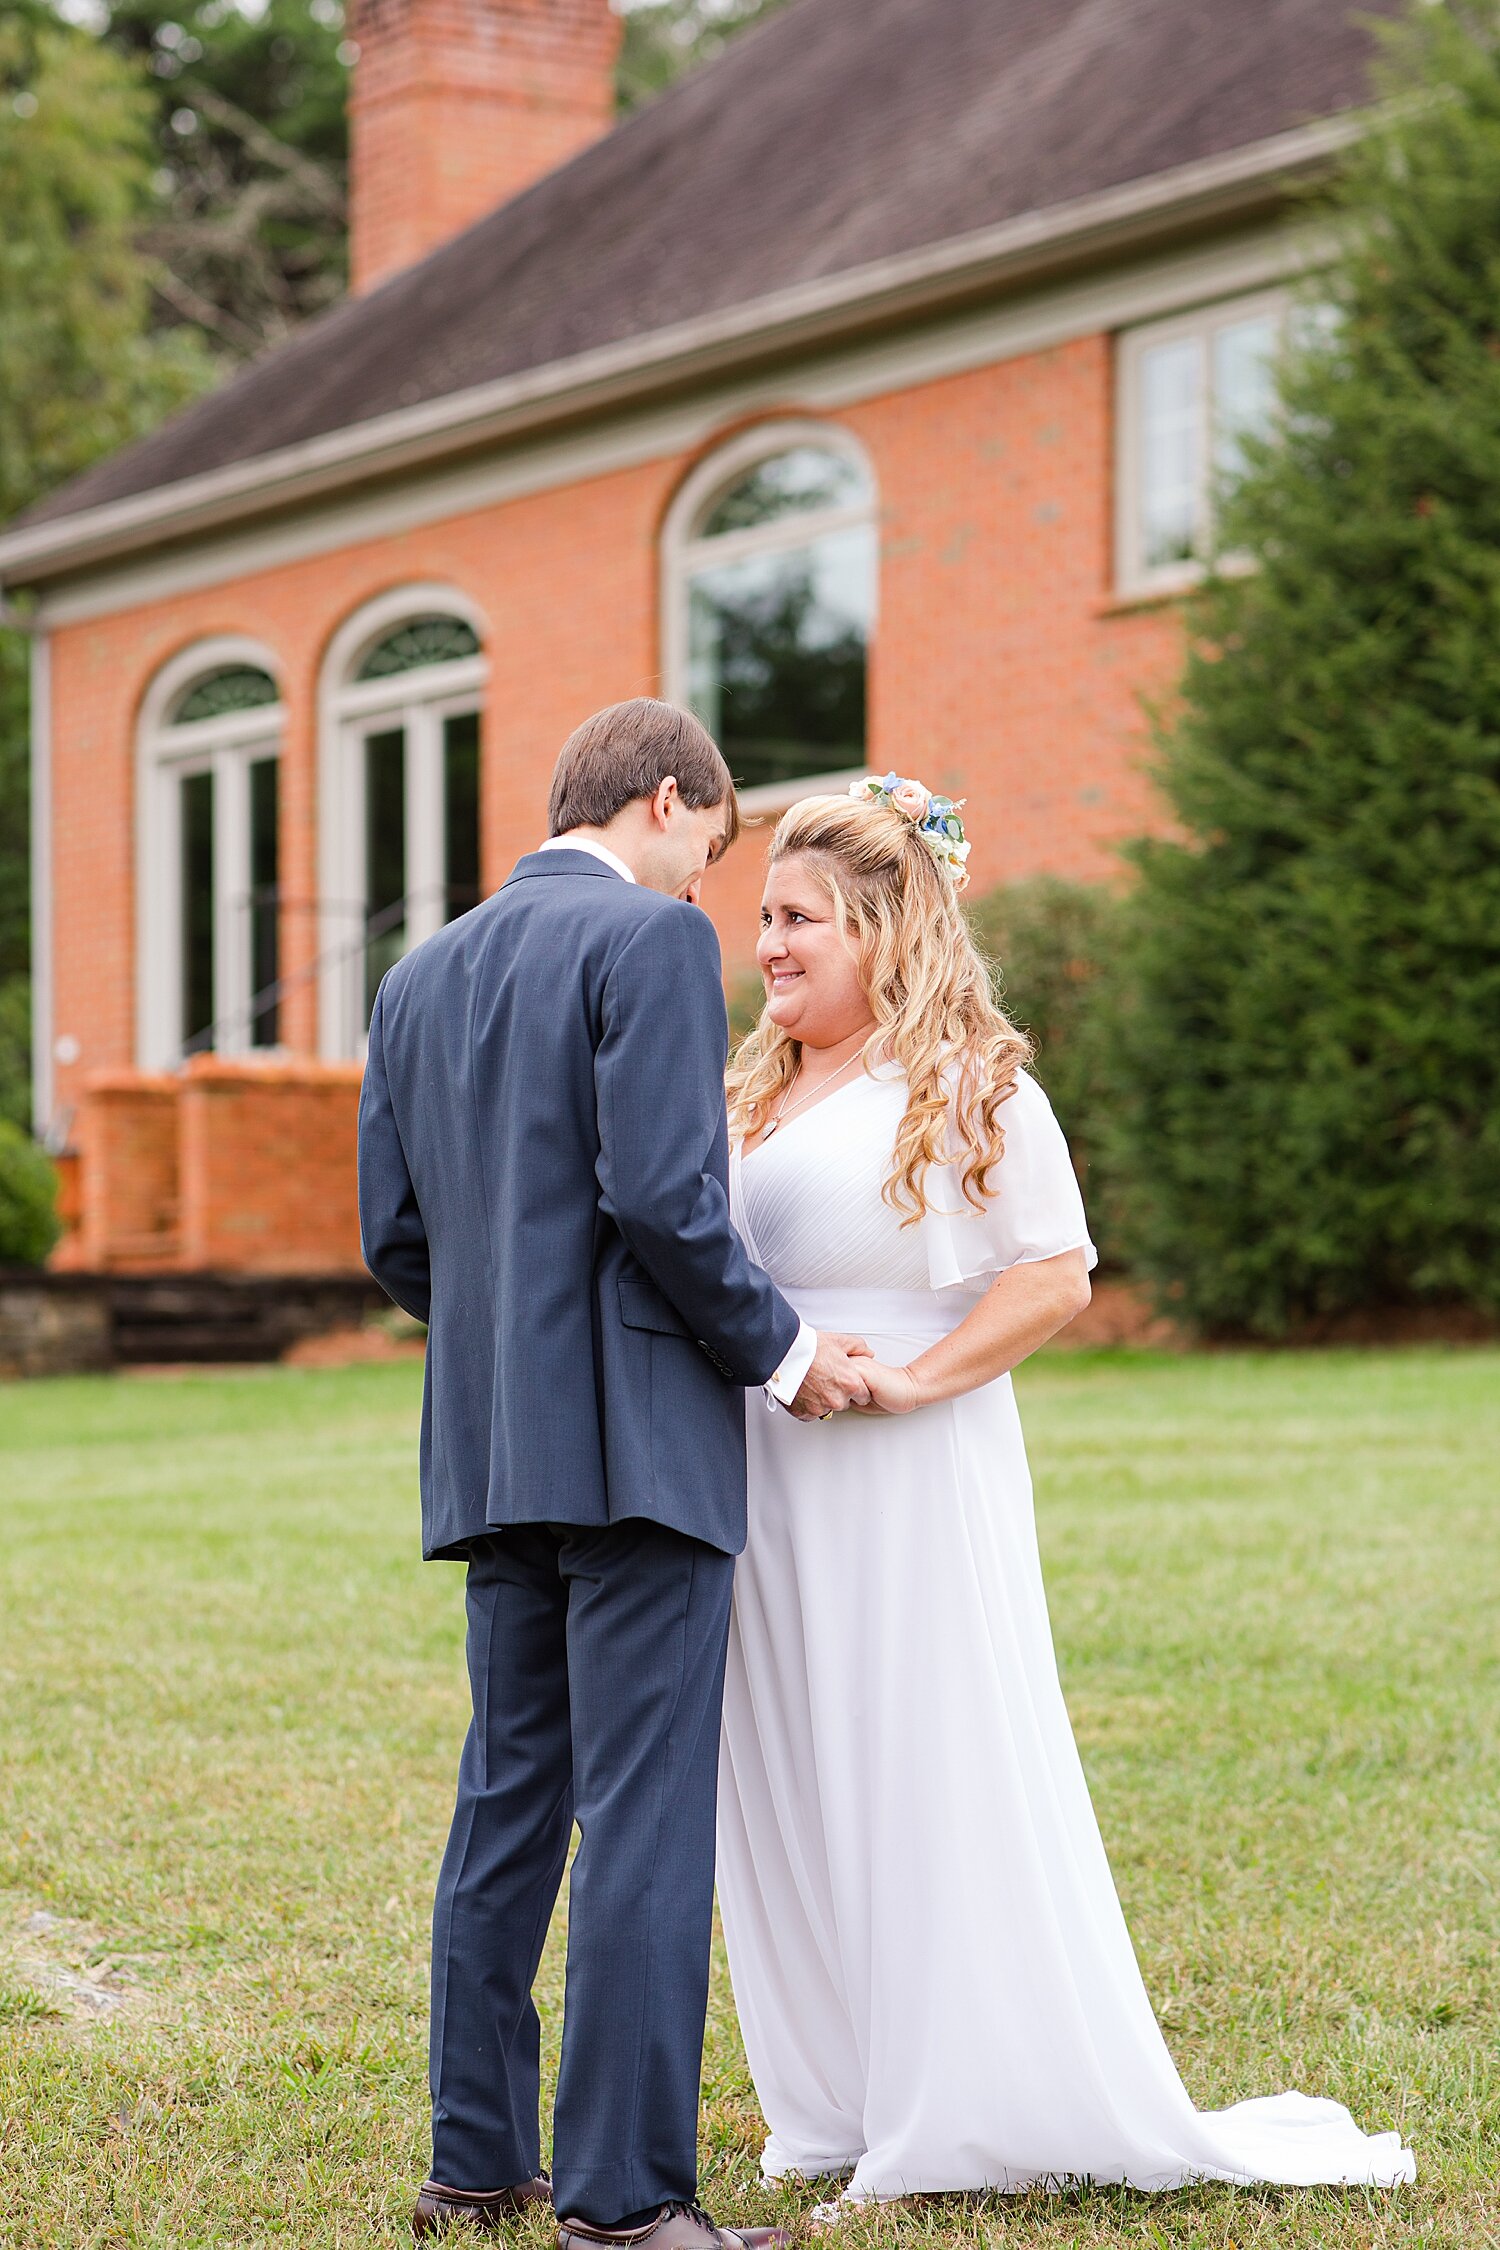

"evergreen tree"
[1105, 0, 1500, 1333]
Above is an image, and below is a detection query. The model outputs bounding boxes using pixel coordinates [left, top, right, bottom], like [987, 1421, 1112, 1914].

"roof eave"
[0, 111, 1362, 591]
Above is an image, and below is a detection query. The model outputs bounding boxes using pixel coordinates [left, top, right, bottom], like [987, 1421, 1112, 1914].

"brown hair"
[547, 699, 739, 843]
[727, 793, 1032, 1222]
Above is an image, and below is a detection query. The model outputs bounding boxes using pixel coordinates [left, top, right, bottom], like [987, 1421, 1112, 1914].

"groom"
[359, 699, 871, 2245]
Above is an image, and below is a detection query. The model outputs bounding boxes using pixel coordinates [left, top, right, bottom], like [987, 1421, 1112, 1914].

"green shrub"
[0, 1118, 59, 1268]
[0, 975, 29, 1134]
[966, 877, 1122, 1199]
[1101, 1, 1500, 1336]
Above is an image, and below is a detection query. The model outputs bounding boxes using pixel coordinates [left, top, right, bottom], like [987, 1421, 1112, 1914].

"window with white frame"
[1116, 291, 1290, 594]
[663, 427, 877, 798]
[319, 597, 487, 1057]
[138, 649, 285, 1068]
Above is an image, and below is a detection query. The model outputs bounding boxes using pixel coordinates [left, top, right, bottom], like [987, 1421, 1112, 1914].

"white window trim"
[136, 635, 285, 1071]
[1114, 284, 1290, 600]
[316, 583, 489, 1060]
[660, 420, 879, 818]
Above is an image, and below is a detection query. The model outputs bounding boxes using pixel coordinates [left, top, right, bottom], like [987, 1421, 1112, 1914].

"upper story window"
[663, 426, 878, 802]
[318, 589, 488, 1059]
[1115, 290, 1289, 597]
[137, 645, 285, 1070]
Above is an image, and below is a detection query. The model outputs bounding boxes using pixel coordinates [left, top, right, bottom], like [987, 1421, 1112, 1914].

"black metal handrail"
[182, 885, 454, 1056]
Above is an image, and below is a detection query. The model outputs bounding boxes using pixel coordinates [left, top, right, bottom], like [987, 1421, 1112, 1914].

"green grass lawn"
[1, 1350, 1496, 2249]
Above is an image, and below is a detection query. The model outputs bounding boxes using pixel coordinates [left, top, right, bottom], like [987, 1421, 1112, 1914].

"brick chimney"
[346, 0, 622, 294]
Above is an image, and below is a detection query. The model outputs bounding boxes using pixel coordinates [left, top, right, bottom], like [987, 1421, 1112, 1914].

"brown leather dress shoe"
[556, 2200, 790, 2250]
[413, 2174, 552, 2236]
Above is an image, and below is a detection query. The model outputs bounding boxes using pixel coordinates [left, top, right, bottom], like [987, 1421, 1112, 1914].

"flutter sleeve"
[923, 1068, 1098, 1291]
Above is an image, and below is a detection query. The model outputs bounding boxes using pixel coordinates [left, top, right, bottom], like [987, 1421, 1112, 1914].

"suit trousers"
[429, 1518, 736, 2222]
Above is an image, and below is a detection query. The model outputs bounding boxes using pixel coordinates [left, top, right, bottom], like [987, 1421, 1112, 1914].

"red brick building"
[0, 0, 1392, 1274]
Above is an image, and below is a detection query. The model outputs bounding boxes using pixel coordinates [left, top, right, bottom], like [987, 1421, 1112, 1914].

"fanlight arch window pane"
[357, 615, 481, 679]
[685, 443, 874, 793]
[173, 665, 279, 724]
[699, 445, 872, 536]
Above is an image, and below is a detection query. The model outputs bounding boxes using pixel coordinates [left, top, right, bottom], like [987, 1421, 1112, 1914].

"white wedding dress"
[718, 1066, 1414, 2202]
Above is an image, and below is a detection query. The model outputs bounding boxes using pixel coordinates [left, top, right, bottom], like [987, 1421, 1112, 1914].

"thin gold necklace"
[761, 1049, 864, 1140]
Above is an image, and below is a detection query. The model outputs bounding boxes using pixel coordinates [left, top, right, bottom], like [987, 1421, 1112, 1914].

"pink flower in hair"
[889, 779, 932, 822]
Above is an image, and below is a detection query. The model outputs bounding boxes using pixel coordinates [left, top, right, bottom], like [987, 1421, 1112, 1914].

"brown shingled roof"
[20, 0, 1395, 532]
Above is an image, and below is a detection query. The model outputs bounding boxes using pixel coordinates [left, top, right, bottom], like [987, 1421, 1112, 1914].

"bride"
[716, 777, 1415, 2211]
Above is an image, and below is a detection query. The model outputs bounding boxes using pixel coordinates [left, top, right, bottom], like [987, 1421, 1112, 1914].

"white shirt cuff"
[765, 1319, 817, 1408]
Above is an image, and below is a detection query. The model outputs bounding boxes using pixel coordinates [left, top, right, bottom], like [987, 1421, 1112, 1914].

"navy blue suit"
[358, 849, 801, 2215]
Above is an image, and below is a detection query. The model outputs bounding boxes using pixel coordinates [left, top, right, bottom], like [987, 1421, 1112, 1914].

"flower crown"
[848, 771, 972, 889]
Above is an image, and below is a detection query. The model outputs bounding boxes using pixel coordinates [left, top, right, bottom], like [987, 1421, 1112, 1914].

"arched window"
[137, 641, 285, 1069]
[663, 427, 877, 798]
[318, 588, 488, 1057]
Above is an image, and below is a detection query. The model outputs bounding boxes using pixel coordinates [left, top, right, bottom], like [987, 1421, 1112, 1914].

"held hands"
[789, 1332, 874, 1421]
[851, 1358, 924, 1415]
[788, 1336, 927, 1420]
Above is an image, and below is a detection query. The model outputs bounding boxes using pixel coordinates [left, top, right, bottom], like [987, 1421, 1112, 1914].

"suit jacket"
[358, 848, 802, 1559]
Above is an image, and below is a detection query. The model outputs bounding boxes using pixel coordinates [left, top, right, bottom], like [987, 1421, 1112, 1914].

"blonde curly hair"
[726, 792, 1032, 1222]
